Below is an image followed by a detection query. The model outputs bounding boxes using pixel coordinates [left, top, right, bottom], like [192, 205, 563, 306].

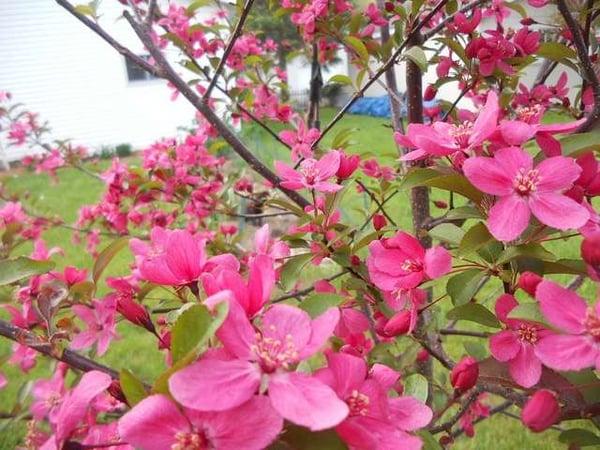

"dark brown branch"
[312, 0, 449, 147]
[0, 319, 119, 379]
[272, 271, 346, 303]
[439, 329, 490, 338]
[557, 0, 600, 132]
[203, 0, 256, 100]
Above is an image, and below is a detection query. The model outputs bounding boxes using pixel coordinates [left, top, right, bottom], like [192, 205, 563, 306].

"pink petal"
[318, 352, 368, 398]
[535, 132, 562, 157]
[337, 417, 423, 450]
[315, 150, 341, 179]
[470, 90, 499, 146]
[388, 396, 433, 431]
[119, 395, 188, 449]
[537, 119, 585, 134]
[535, 334, 597, 371]
[499, 121, 536, 146]
[214, 297, 257, 359]
[301, 308, 340, 359]
[268, 372, 349, 430]
[313, 181, 344, 193]
[536, 156, 581, 192]
[509, 343, 541, 388]
[536, 280, 587, 334]
[463, 156, 513, 196]
[490, 330, 520, 362]
[494, 147, 533, 177]
[494, 294, 519, 323]
[169, 359, 261, 411]
[188, 396, 283, 450]
[529, 193, 589, 230]
[487, 195, 530, 241]
[388, 232, 426, 260]
[262, 305, 311, 354]
[246, 255, 275, 317]
[424, 246, 452, 279]
[165, 231, 205, 283]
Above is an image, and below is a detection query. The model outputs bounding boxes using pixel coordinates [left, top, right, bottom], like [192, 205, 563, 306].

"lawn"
[0, 108, 595, 448]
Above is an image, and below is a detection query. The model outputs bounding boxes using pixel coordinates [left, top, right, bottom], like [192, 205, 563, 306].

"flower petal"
[268, 372, 349, 431]
[536, 156, 582, 192]
[424, 246, 452, 280]
[388, 396, 433, 431]
[535, 334, 597, 371]
[529, 193, 589, 230]
[463, 156, 513, 196]
[490, 330, 520, 362]
[509, 343, 541, 388]
[487, 195, 530, 241]
[536, 280, 587, 334]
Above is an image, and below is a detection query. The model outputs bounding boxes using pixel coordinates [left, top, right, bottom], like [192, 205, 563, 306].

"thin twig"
[356, 180, 397, 226]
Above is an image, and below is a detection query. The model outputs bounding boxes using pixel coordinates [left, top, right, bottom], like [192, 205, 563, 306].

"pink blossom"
[316, 352, 432, 450]
[463, 147, 589, 241]
[279, 118, 320, 160]
[521, 390, 560, 432]
[275, 151, 343, 193]
[367, 231, 452, 291]
[8, 343, 38, 372]
[535, 280, 600, 371]
[489, 294, 549, 387]
[31, 365, 67, 422]
[398, 91, 499, 161]
[450, 357, 479, 391]
[70, 296, 120, 356]
[130, 227, 237, 286]
[119, 394, 282, 450]
[169, 301, 348, 431]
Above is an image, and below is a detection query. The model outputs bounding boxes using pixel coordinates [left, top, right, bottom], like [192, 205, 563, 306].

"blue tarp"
[347, 94, 438, 118]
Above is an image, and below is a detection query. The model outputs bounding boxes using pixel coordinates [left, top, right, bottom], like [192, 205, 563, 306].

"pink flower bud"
[517, 271, 543, 296]
[417, 349, 429, 362]
[373, 214, 387, 231]
[582, 233, 600, 280]
[117, 296, 156, 334]
[383, 310, 412, 336]
[450, 357, 479, 391]
[433, 200, 448, 209]
[220, 224, 238, 236]
[424, 85, 437, 101]
[336, 151, 360, 180]
[521, 390, 560, 432]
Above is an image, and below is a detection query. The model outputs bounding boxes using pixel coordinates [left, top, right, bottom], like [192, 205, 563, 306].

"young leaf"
[403, 46, 428, 71]
[404, 373, 428, 403]
[120, 369, 148, 407]
[496, 243, 555, 265]
[279, 253, 314, 292]
[299, 293, 346, 318]
[92, 236, 130, 284]
[558, 429, 600, 447]
[428, 223, 465, 246]
[458, 223, 494, 256]
[446, 269, 488, 306]
[447, 304, 501, 328]
[0, 257, 55, 286]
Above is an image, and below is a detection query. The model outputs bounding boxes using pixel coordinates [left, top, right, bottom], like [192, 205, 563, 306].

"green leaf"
[507, 303, 548, 325]
[458, 223, 494, 256]
[0, 257, 55, 286]
[404, 46, 428, 71]
[279, 253, 314, 292]
[93, 237, 130, 285]
[120, 369, 148, 407]
[417, 430, 443, 450]
[560, 130, 600, 158]
[404, 373, 428, 403]
[344, 36, 369, 60]
[463, 341, 488, 360]
[428, 223, 464, 245]
[74, 4, 96, 19]
[537, 42, 577, 61]
[559, 429, 600, 447]
[299, 293, 346, 318]
[266, 198, 305, 217]
[446, 269, 488, 306]
[152, 302, 228, 395]
[328, 74, 353, 86]
[399, 169, 483, 203]
[445, 206, 482, 221]
[186, 0, 211, 14]
[171, 303, 225, 364]
[543, 258, 586, 275]
[447, 303, 501, 328]
[269, 425, 346, 450]
[496, 243, 556, 265]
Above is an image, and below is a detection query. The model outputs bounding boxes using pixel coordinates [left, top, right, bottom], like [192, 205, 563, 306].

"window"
[125, 55, 159, 82]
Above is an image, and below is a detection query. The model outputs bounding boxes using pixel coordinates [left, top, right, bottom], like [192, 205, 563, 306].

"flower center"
[450, 122, 474, 148]
[46, 392, 62, 409]
[401, 259, 423, 272]
[172, 431, 208, 450]
[517, 324, 538, 344]
[251, 326, 299, 373]
[347, 389, 370, 416]
[584, 307, 600, 341]
[513, 168, 541, 196]
[516, 105, 542, 124]
[300, 160, 319, 185]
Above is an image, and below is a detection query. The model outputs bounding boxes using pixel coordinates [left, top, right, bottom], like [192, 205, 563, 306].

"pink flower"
[521, 390, 560, 432]
[316, 352, 432, 450]
[398, 91, 499, 161]
[169, 301, 348, 431]
[279, 118, 320, 160]
[31, 365, 67, 422]
[119, 394, 282, 450]
[275, 151, 343, 193]
[463, 147, 589, 241]
[489, 294, 549, 387]
[367, 231, 452, 291]
[535, 280, 600, 371]
[130, 227, 238, 286]
[70, 296, 120, 356]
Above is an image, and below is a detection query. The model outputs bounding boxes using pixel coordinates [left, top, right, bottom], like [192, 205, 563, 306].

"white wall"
[0, 0, 197, 160]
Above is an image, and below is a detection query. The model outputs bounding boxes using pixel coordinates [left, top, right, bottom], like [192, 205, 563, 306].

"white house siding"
[0, 0, 196, 160]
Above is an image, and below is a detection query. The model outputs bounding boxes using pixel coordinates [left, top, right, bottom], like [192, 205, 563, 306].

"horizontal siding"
[0, 1, 199, 161]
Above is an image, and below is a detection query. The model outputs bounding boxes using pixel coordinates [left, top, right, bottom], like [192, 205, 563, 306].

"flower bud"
[383, 310, 412, 336]
[417, 349, 429, 362]
[384, 2, 395, 12]
[433, 200, 448, 209]
[450, 356, 479, 391]
[424, 84, 437, 101]
[521, 390, 560, 432]
[582, 233, 600, 280]
[373, 213, 387, 231]
[517, 271, 543, 296]
[116, 295, 156, 334]
[336, 151, 361, 180]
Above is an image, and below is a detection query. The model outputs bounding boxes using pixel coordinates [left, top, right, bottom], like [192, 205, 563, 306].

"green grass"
[0, 112, 596, 449]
